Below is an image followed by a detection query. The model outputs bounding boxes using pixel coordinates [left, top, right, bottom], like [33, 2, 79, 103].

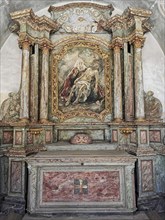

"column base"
[39, 118, 50, 124]
[19, 118, 29, 124]
[125, 116, 135, 122]
[135, 117, 146, 122]
[30, 119, 38, 124]
[113, 118, 123, 123]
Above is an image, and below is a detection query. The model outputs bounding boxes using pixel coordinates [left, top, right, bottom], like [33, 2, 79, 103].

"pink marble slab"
[149, 130, 161, 143]
[141, 160, 154, 192]
[15, 131, 23, 145]
[42, 171, 120, 203]
[130, 131, 136, 143]
[3, 131, 13, 144]
[140, 130, 147, 144]
[27, 131, 33, 144]
[10, 161, 22, 193]
[112, 130, 118, 142]
[45, 130, 52, 143]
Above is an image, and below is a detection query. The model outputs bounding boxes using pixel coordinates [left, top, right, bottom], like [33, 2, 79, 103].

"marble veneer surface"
[46, 142, 119, 151]
[34, 150, 130, 156]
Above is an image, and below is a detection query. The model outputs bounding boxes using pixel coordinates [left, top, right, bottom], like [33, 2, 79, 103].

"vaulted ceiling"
[0, 0, 165, 54]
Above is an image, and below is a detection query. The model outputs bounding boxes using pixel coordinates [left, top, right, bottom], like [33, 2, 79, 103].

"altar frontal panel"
[42, 171, 120, 203]
[36, 166, 126, 211]
[27, 157, 136, 213]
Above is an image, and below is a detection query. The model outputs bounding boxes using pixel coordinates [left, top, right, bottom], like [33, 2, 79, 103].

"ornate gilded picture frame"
[51, 40, 111, 122]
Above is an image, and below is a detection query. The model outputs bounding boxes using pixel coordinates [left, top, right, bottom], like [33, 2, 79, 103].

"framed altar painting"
[51, 40, 112, 121]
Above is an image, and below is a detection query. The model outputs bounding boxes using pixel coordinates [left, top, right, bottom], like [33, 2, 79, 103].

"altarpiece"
[0, 2, 165, 216]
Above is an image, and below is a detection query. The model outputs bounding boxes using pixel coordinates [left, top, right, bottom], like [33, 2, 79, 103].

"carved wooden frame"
[51, 40, 112, 122]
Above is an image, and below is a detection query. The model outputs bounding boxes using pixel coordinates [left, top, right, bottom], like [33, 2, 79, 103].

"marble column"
[40, 45, 49, 123]
[30, 44, 39, 122]
[134, 39, 145, 121]
[20, 41, 30, 122]
[124, 43, 134, 121]
[113, 45, 123, 122]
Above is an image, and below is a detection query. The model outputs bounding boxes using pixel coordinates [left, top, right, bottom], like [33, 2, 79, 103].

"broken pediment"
[9, 3, 152, 41]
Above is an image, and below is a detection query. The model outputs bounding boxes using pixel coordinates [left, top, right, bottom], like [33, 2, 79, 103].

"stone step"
[0, 213, 23, 220]
[46, 142, 117, 151]
[23, 211, 149, 220]
[146, 210, 162, 220]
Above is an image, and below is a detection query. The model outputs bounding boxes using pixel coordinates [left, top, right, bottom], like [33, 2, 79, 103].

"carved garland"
[51, 40, 112, 122]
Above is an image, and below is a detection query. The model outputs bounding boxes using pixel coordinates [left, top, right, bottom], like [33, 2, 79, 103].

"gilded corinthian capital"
[131, 36, 145, 48]
[111, 38, 123, 51]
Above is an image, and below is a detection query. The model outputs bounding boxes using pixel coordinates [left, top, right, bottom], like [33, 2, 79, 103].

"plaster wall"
[0, 34, 22, 104]
[0, 3, 165, 121]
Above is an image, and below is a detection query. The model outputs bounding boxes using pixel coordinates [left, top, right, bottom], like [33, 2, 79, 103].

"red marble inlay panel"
[15, 131, 23, 145]
[112, 130, 118, 142]
[140, 130, 147, 144]
[141, 160, 154, 192]
[149, 130, 161, 143]
[130, 131, 136, 143]
[42, 171, 120, 203]
[45, 130, 52, 143]
[27, 131, 33, 144]
[10, 161, 22, 193]
[3, 131, 13, 144]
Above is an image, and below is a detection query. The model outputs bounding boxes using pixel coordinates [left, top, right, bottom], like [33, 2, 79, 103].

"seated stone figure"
[0, 92, 20, 121]
[144, 91, 162, 121]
